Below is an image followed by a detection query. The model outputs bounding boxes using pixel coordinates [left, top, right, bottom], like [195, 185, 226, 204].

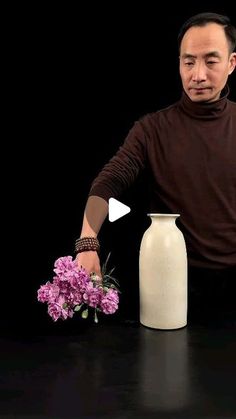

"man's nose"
[192, 62, 207, 83]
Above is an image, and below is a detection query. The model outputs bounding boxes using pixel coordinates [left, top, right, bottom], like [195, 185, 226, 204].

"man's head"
[178, 13, 236, 102]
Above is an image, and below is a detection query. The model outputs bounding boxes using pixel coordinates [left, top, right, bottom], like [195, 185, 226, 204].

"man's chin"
[188, 91, 215, 103]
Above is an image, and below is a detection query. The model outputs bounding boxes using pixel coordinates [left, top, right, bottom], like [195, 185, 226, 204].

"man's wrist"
[75, 237, 100, 254]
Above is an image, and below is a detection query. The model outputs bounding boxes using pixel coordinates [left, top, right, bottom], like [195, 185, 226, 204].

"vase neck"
[149, 214, 179, 227]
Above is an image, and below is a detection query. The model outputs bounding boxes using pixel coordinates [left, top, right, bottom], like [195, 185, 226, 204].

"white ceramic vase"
[139, 214, 187, 329]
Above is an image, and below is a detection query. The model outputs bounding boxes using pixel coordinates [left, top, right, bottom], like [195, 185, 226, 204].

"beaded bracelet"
[75, 237, 100, 254]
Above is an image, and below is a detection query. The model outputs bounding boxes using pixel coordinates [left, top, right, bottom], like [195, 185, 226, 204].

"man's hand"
[76, 251, 102, 278]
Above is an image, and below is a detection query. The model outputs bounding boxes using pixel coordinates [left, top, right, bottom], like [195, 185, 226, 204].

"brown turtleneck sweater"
[89, 87, 236, 269]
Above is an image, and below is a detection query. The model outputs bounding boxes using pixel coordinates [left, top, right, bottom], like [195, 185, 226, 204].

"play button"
[108, 198, 131, 222]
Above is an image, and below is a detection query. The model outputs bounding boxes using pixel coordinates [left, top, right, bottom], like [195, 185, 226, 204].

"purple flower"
[100, 289, 119, 314]
[53, 256, 77, 276]
[37, 282, 60, 303]
[37, 254, 120, 323]
[66, 290, 83, 306]
[53, 276, 71, 294]
[48, 295, 74, 321]
[83, 281, 103, 308]
[69, 268, 90, 292]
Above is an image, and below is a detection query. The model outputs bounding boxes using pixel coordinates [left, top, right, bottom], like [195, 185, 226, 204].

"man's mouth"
[190, 87, 210, 91]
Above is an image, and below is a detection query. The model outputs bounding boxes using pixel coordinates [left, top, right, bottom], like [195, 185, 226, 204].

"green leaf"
[104, 273, 119, 283]
[62, 303, 68, 309]
[94, 310, 98, 323]
[81, 308, 88, 319]
[74, 304, 82, 312]
[107, 267, 115, 276]
[100, 251, 120, 295]
[101, 251, 112, 275]
[109, 276, 119, 285]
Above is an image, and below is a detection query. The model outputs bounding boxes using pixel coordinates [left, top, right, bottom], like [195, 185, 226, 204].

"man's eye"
[207, 61, 217, 64]
[185, 62, 194, 66]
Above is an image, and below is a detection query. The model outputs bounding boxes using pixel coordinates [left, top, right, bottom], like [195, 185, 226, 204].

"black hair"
[178, 12, 236, 53]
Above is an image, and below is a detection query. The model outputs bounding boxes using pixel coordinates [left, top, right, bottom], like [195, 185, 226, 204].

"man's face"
[179, 23, 236, 102]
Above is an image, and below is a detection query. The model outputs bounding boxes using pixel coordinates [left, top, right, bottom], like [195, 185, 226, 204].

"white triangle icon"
[108, 198, 131, 222]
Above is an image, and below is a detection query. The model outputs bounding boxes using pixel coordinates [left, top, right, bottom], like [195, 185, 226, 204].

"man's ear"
[228, 52, 236, 75]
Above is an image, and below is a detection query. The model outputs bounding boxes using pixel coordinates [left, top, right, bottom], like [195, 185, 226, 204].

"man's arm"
[76, 195, 108, 277]
[76, 118, 148, 277]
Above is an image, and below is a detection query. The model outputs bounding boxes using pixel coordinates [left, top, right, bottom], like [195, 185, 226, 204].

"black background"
[6, 3, 236, 335]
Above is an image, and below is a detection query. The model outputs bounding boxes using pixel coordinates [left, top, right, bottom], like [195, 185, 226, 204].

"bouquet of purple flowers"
[37, 254, 120, 323]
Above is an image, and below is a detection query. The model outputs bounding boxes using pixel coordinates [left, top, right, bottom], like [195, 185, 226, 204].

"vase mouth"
[147, 213, 180, 217]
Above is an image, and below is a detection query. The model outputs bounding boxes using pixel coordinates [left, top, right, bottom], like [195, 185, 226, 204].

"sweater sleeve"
[88, 119, 148, 202]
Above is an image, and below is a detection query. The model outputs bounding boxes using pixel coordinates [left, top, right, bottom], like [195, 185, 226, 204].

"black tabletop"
[1, 318, 236, 419]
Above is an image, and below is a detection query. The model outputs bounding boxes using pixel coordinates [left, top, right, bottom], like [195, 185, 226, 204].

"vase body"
[139, 214, 187, 329]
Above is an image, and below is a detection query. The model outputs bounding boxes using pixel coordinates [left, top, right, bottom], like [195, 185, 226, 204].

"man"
[76, 13, 236, 321]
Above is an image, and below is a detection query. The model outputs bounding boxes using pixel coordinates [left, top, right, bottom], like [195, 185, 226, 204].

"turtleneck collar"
[179, 85, 229, 120]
